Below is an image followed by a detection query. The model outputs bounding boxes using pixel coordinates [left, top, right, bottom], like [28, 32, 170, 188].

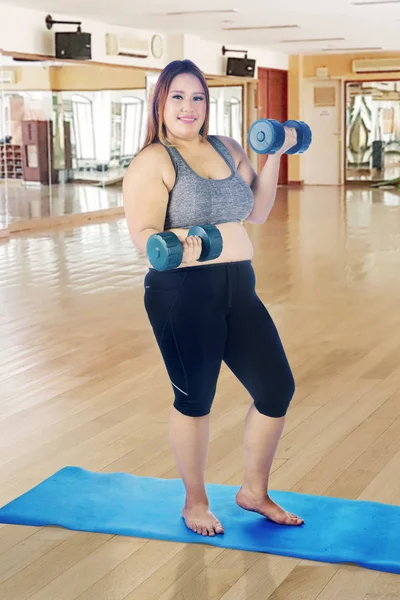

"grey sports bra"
[161, 135, 254, 229]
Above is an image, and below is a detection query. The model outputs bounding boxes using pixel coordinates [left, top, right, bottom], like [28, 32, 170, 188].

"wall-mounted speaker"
[55, 31, 92, 60]
[226, 57, 256, 78]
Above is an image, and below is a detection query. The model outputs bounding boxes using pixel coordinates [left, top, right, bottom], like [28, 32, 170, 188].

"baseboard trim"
[8, 207, 125, 234]
[287, 180, 304, 187]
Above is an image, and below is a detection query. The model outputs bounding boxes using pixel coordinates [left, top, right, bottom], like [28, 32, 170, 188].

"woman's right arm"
[122, 145, 170, 255]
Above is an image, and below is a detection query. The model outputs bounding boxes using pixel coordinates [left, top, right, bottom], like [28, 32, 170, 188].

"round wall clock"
[151, 35, 163, 59]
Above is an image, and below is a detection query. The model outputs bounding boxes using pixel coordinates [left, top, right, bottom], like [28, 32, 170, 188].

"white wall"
[184, 34, 288, 75]
[0, 3, 288, 74]
[0, 4, 170, 69]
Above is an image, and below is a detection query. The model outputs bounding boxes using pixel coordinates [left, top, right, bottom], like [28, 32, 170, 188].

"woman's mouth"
[178, 117, 197, 123]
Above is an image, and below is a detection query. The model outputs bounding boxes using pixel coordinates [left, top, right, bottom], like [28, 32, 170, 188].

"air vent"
[0, 71, 17, 84]
[106, 34, 149, 58]
[353, 57, 400, 72]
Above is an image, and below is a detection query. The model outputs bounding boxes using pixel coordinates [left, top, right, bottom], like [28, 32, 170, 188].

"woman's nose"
[182, 98, 194, 112]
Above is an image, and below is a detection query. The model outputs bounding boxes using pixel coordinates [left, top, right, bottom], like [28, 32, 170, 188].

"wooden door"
[257, 68, 288, 184]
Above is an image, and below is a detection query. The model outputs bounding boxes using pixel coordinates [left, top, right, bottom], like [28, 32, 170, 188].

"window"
[224, 97, 242, 143]
[209, 97, 218, 135]
[71, 95, 95, 160]
[121, 97, 143, 158]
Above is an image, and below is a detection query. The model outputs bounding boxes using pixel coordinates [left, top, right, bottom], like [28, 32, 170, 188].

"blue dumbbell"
[146, 231, 183, 271]
[248, 119, 285, 155]
[146, 225, 223, 271]
[248, 119, 312, 155]
[188, 225, 223, 262]
[282, 120, 312, 154]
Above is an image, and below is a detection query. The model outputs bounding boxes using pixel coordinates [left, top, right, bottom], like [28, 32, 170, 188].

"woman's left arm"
[221, 127, 297, 224]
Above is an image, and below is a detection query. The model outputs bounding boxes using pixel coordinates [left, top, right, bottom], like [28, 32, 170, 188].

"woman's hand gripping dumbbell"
[146, 224, 223, 271]
[248, 119, 312, 155]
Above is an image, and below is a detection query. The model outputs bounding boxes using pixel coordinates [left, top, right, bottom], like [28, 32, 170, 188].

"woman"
[123, 59, 303, 537]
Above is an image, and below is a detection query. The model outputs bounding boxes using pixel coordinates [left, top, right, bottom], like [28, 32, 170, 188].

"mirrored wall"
[346, 80, 400, 182]
[0, 54, 245, 231]
[0, 49, 9, 233]
[0, 57, 148, 229]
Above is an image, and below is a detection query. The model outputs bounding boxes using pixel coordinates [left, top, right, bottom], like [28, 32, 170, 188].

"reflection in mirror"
[346, 80, 400, 183]
[208, 86, 243, 145]
[52, 88, 146, 217]
[57, 89, 146, 186]
[0, 57, 55, 227]
[0, 49, 8, 231]
[0, 56, 149, 226]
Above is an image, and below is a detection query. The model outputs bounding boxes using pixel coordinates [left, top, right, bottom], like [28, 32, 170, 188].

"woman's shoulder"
[124, 143, 175, 190]
[137, 142, 171, 163]
[213, 135, 244, 153]
[212, 135, 247, 168]
[127, 143, 173, 175]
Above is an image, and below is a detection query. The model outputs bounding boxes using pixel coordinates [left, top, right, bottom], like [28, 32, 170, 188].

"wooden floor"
[0, 184, 400, 599]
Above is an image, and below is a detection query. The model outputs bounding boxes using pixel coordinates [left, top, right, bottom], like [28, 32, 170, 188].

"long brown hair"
[142, 59, 210, 150]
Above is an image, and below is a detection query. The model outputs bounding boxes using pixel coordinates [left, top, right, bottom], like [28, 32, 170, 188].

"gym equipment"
[247, 119, 286, 155]
[187, 225, 223, 262]
[248, 119, 312, 155]
[371, 174, 400, 189]
[146, 224, 223, 271]
[1, 466, 400, 574]
[146, 231, 183, 271]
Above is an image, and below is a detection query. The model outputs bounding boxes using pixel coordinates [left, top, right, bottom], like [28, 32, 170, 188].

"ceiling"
[4, 0, 400, 55]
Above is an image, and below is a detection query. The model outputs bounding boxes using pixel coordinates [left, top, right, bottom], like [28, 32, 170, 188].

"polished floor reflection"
[0, 185, 400, 598]
[347, 165, 400, 182]
[0, 182, 123, 228]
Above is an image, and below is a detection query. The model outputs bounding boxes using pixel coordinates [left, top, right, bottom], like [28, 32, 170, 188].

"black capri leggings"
[144, 260, 295, 418]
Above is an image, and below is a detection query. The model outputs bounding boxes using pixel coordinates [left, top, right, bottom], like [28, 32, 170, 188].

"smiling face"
[163, 73, 207, 142]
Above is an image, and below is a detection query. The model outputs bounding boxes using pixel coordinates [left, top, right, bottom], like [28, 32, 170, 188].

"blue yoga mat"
[0, 466, 399, 574]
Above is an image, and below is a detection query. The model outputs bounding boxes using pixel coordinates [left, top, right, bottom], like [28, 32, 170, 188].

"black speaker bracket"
[222, 45, 248, 59]
[46, 14, 83, 32]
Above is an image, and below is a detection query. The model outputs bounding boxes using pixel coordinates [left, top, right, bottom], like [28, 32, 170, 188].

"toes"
[215, 522, 224, 534]
[184, 516, 224, 536]
[290, 513, 303, 521]
[288, 513, 304, 525]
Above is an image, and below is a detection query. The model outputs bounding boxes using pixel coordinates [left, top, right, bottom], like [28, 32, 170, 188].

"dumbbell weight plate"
[283, 120, 312, 154]
[188, 225, 223, 262]
[248, 119, 286, 154]
[146, 231, 183, 271]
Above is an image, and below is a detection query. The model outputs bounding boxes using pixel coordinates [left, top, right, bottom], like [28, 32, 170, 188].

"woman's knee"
[254, 369, 295, 418]
[173, 390, 214, 417]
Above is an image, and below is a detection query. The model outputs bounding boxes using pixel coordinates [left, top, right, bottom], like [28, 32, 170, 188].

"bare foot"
[182, 502, 224, 536]
[236, 488, 304, 526]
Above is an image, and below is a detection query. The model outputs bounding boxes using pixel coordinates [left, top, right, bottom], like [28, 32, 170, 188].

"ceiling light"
[322, 46, 383, 51]
[352, 0, 400, 4]
[222, 24, 299, 31]
[280, 37, 346, 43]
[164, 9, 239, 16]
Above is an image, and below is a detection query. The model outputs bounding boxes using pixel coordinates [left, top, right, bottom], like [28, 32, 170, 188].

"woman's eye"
[171, 95, 204, 101]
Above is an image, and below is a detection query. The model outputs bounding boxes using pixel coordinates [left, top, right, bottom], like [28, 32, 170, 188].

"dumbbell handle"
[146, 224, 223, 271]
